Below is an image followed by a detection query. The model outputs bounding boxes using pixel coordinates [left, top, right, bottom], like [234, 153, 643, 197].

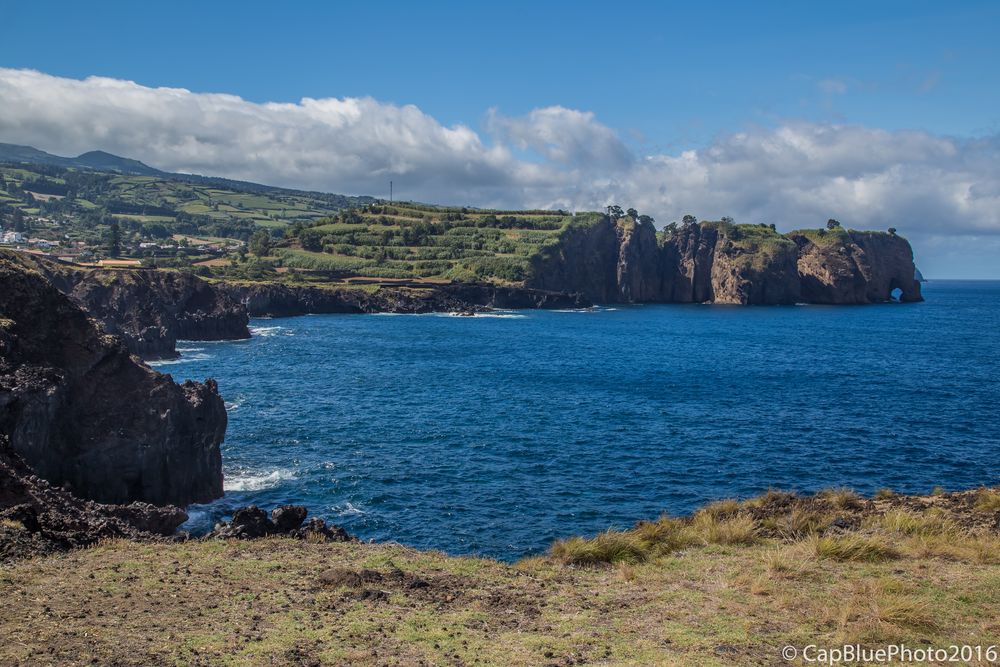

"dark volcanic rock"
[209, 504, 354, 542]
[212, 505, 273, 539]
[2, 251, 250, 358]
[0, 436, 187, 561]
[0, 256, 225, 506]
[221, 281, 589, 318]
[68, 269, 251, 358]
[272, 504, 308, 532]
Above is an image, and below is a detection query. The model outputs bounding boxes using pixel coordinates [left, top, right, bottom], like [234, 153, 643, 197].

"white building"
[1, 231, 26, 244]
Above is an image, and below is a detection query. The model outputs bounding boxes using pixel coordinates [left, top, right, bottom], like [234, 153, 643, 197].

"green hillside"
[0, 157, 597, 286]
[272, 203, 579, 283]
[0, 161, 373, 248]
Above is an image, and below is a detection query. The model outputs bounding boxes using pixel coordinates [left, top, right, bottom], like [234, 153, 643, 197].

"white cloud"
[1, 67, 998, 275]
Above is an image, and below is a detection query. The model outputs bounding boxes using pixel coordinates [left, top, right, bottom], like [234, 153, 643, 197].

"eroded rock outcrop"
[221, 281, 589, 318]
[0, 256, 225, 506]
[789, 230, 923, 304]
[208, 504, 354, 542]
[528, 216, 920, 305]
[1, 251, 250, 358]
[0, 435, 187, 561]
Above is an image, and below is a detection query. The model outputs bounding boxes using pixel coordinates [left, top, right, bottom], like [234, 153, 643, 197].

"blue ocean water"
[156, 281, 1000, 561]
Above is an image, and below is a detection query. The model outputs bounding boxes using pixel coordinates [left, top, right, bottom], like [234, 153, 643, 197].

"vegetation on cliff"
[1, 487, 996, 666]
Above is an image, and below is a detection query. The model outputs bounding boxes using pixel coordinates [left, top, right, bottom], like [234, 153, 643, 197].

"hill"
[0, 144, 374, 248]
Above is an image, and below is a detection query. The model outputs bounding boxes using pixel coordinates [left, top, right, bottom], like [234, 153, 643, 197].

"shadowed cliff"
[0, 256, 225, 506]
[0, 251, 250, 358]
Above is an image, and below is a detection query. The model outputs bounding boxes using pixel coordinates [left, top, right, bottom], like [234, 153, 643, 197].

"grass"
[1, 487, 999, 665]
[811, 534, 900, 562]
[976, 487, 1000, 511]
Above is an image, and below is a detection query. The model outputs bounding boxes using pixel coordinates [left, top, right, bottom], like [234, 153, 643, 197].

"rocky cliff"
[0, 256, 225, 506]
[1, 252, 250, 358]
[528, 216, 921, 305]
[221, 281, 590, 318]
[789, 229, 923, 304]
[0, 435, 187, 561]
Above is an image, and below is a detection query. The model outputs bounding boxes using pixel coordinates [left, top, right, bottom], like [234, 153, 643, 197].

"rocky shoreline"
[0, 223, 926, 564]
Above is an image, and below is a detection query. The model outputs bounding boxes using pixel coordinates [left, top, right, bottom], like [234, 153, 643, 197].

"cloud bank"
[1, 68, 998, 275]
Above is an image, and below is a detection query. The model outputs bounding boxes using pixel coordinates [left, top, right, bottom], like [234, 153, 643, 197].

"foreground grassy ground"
[2, 488, 999, 666]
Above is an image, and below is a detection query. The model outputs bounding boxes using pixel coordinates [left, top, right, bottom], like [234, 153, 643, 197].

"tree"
[682, 214, 697, 226]
[249, 230, 272, 257]
[606, 205, 624, 220]
[626, 208, 639, 219]
[827, 218, 841, 230]
[888, 227, 897, 236]
[637, 214, 655, 226]
[720, 216, 735, 224]
[107, 219, 121, 258]
[12, 208, 26, 232]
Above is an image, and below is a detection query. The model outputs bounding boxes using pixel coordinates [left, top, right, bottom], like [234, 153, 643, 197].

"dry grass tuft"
[838, 580, 941, 642]
[692, 513, 758, 546]
[867, 508, 960, 537]
[551, 531, 648, 566]
[818, 487, 864, 510]
[768, 507, 832, 539]
[812, 534, 900, 562]
[631, 516, 699, 554]
[975, 487, 1000, 512]
[874, 488, 896, 499]
[697, 498, 742, 520]
[905, 534, 1000, 564]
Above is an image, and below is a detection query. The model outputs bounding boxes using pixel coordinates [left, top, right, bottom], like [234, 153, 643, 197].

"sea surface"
[155, 281, 1000, 561]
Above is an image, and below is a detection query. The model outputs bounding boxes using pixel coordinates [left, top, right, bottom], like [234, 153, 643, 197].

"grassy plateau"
[2, 487, 998, 666]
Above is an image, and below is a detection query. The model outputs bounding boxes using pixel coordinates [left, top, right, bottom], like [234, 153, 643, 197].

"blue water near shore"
[156, 281, 1000, 561]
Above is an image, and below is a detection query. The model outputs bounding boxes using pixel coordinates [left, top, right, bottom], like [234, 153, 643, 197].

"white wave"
[249, 325, 287, 337]
[148, 352, 214, 367]
[224, 398, 243, 412]
[176, 346, 206, 352]
[473, 312, 525, 318]
[223, 468, 296, 492]
[334, 502, 367, 516]
[552, 308, 598, 313]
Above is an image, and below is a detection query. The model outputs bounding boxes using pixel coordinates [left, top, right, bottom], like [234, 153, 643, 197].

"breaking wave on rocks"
[249, 325, 293, 337]
[148, 352, 215, 367]
[223, 468, 296, 492]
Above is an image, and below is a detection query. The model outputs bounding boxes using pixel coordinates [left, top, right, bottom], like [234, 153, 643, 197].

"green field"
[0, 162, 372, 249]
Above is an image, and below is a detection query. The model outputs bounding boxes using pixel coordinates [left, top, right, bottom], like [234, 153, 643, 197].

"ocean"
[154, 281, 1000, 561]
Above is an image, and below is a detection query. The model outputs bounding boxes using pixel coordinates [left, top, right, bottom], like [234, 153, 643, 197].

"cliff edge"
[529, 216, 922, 305]
[0, 256, 225, 506]
[1, 251, 250, 358]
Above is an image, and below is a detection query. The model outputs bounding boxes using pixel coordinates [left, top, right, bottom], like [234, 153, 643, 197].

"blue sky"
[2, 1, 999, 276]
[4, 1, 997, 146]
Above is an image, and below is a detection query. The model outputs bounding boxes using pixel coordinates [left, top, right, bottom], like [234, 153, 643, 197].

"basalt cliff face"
[0, 257, 225, 506]
[220, 281, 590, 318]
[529, 217, 921, 305]
[790, 230, 924, 304]
[1, 251, 250, 358]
